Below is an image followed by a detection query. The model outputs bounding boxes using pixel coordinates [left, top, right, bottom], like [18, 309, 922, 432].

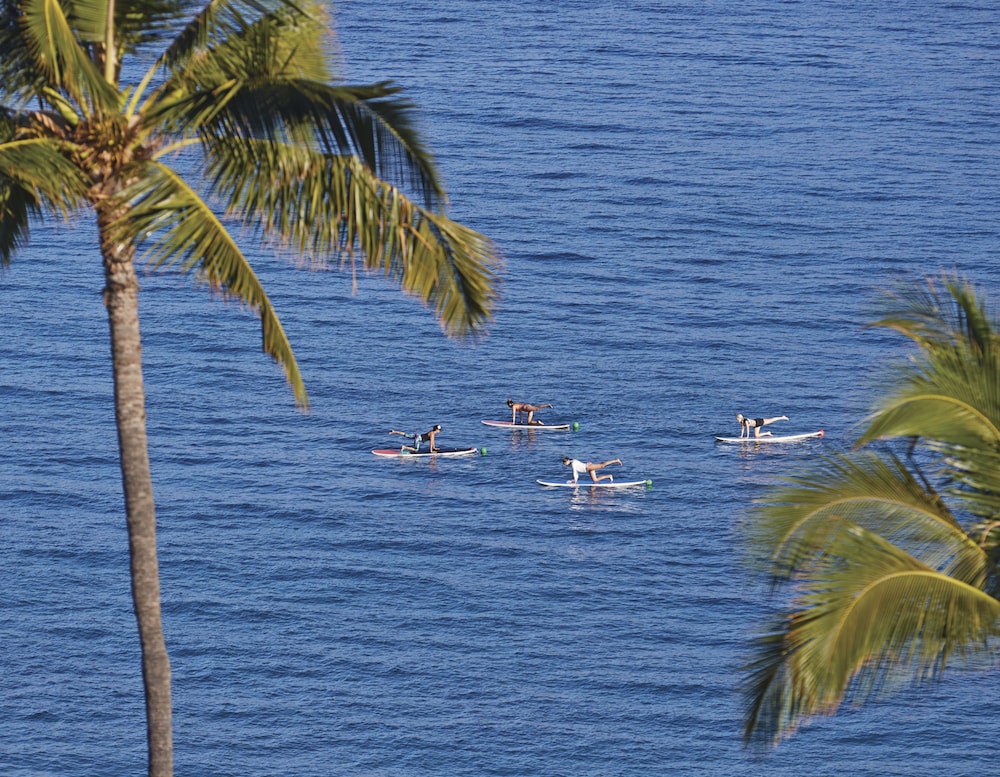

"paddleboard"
[537, 479, 652, 489]
[372, 447, 481, 458]
[482, 420, 573, 431]
[714, 430, 825, 444]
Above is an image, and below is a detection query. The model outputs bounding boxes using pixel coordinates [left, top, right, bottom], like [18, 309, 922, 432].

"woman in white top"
[562, 456, 622, 483]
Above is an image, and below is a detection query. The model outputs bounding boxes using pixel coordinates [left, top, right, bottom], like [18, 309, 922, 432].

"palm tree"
[0, 1, 501, 774]
[742, 274, 1000, 749]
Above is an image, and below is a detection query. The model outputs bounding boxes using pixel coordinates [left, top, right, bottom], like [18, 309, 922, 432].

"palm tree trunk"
[100, 217, 173, 777]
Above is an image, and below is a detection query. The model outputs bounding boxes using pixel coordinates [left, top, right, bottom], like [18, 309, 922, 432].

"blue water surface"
[3, 1, 1000, 774]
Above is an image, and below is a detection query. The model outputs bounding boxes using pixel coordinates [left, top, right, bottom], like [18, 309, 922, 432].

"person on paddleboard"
[507, 398, 552, 425]
[562, 456, 623, 484]
[389, 425, 442, 453]
[736, 414, 789, 439]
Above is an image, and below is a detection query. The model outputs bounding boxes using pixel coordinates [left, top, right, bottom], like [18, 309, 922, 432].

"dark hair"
[562, 456, 571, 464]
[434, 424, 442, 431]
[506, 398, 514, 407]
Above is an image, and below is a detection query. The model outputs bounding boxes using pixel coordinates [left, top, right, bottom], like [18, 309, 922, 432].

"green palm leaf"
[0, 0, 50, 100]
[149, 0, 442, 204]
[0, 137, 88, 260]
[59, 0, 106, 42]
[861, 274, 1000, 448]
[110, 160, 307, 406]
[869, 274, 995, 353]
[19, 0, 116, 112]
[169, 79, 442, 205]
[0, 137, 86, 198]
[160, 0, 318, 73]
[858, 395, 1000, 449]
[0, 180, 36, 265]
[744, 524, 1000, 748]
[944, 446, 1000, 528]
[750, 450, 989, 588]
[744, 274, 1000, 748]
[108, 0, 205, 53]
[204, 139, 500, 337]
[798, 529, 1000, 689]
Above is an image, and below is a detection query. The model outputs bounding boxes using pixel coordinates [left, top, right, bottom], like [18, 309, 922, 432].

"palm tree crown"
[742, 274, 1000, 749]
[1, 0, 501, 406]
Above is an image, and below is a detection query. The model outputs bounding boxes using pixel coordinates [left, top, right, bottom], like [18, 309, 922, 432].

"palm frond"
[19, 0, 117, 112]
[158, 0, 301, 67]
[0, 181, 36, 266]
[861, 273, 1000, 448]
[944, 446, 1000, 530]
[0, 135, 88, 210]
[61, 0, 107, 43]
[148, 3, 441, 205]
[868, 274, 994, 352]
[204, 139, 501, 337]
[215, 80, 441, 205]
[741, 613, 817, 749]
[409, 207, 501, 337]
[116, 0, 270, 115]
[857, 393, 1000, 449]
[743, 525, 1000, 748]
[0, 0, 50, 101]
[799, 529, 1000, 689]
[749, 450, 990, 588]
[0, 109, 87, 264]
[109, 160, 307, 407]
[111, 0, 200, 53]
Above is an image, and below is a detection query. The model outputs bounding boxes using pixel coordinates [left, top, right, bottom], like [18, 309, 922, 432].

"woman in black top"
[736, 413, 788, 439]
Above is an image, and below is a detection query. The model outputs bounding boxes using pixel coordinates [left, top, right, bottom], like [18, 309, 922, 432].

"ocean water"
[3, 1, 1000, 774]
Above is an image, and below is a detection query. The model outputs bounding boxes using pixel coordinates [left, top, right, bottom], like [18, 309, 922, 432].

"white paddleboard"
[714, 430, 825, 444]
[372, 447, 481, 458]
[482, 420, 573, 431]
[537, 479, 652, 489]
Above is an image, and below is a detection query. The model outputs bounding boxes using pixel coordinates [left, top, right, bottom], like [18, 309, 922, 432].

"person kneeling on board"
[736, 413, 788, 439]
[562, 456, 623, 484]
[389, 425, 442, 453]
[507, 398, 552, 425]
